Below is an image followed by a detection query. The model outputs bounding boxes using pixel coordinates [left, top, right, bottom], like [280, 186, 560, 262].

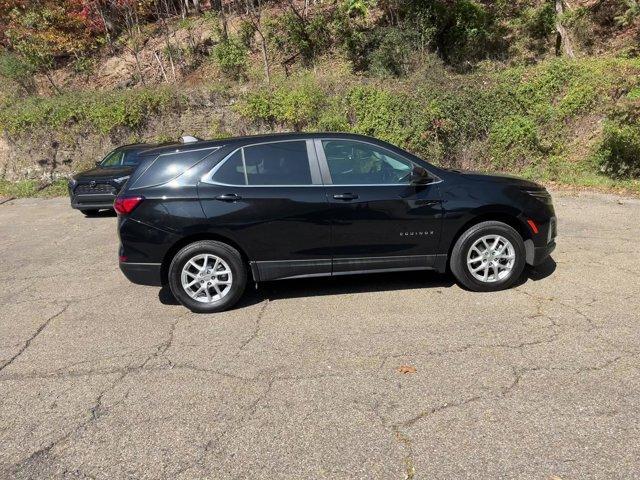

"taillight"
[114, 195, 144, 215]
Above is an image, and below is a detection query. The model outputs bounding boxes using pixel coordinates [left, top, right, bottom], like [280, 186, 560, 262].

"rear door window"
[211, 141, 312, 186]
[212, 150, 246, 185]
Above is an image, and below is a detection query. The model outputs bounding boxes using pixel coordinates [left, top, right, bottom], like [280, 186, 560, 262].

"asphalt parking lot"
[1, 190, 639, 479]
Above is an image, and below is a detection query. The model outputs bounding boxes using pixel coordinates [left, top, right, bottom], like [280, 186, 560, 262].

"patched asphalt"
[0, 191, 639, 479]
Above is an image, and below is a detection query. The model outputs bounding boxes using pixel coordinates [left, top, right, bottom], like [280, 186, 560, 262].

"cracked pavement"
[1, 191, 639, 479]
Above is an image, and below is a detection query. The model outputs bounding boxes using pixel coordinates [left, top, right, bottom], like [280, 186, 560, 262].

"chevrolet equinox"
[115, 133, 556, 312]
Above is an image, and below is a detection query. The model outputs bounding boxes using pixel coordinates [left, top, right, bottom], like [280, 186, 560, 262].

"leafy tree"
[213, 36, 247, 79]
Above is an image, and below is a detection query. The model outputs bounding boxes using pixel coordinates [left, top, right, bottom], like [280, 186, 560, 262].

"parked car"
[68, 144, 155, 215]
[115, 133, 557, 312]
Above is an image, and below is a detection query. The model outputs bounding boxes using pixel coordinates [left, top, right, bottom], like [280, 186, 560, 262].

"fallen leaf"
[397, 365, 417, 374]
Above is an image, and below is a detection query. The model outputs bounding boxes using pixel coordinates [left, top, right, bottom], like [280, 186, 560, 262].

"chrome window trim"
[201, 139, 321, 187]
[314, 137, 442, 186]
[201, 137, 443, 187]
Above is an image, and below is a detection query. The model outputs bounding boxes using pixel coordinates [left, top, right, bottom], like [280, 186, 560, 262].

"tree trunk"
[555, 0, 575, 58]
[44, 71, 62, 95]
[257, 30, 270, 84]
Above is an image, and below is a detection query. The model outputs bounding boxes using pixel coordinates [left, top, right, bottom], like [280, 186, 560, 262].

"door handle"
[215, 193, 242, 202]
[333, 193, 359, 201]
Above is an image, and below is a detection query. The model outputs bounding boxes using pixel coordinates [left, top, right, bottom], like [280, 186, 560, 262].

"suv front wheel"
[450, 221, 526, 292]
[168, 240, 247, 313]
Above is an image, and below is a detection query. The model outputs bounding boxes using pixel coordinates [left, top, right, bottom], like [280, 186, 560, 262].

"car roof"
[116, 141, 178, 153]
[137, 132, 386, 157]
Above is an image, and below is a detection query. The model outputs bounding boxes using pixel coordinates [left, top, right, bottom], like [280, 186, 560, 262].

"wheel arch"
[160, 232, 254, 285]
[446, 210, 534, 268]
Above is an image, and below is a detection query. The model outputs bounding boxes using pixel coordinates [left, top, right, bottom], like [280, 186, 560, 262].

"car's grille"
[74, 183, 116, 195]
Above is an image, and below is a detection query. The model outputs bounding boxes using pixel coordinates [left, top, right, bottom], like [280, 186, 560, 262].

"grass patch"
[0, 179, 69, 198]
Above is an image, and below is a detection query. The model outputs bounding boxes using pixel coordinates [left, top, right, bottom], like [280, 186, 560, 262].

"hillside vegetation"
[1, 0, 640, 195]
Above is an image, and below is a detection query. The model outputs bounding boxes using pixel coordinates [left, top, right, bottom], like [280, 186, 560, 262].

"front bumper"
[532, 240, 556, 266]
[69, 183, 118, 210]
[119, 262, 163, 286]
[70, 196, 116, 210]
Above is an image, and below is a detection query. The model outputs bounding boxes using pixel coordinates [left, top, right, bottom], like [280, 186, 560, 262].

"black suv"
[116, 133, 556, 312]
[69, 143, 155, 215]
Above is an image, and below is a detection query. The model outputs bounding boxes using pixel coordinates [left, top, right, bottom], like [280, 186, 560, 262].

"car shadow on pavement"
[526, 257, 557, 281]
[159, 257, 557, 310]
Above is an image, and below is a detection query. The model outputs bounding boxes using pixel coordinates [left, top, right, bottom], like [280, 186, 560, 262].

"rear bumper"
[119, 262, 163, 286]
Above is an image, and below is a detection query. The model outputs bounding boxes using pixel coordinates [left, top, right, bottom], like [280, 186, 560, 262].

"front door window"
[322, 140, 415, 185]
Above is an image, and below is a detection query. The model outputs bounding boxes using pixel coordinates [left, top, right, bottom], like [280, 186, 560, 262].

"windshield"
[100, 149, 143, 167]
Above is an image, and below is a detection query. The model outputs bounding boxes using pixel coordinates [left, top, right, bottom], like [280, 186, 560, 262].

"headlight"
[524, 189, 553, 205]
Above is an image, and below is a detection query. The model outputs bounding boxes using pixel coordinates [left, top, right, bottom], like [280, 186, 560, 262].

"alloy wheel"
[181, 254, 233, 303]
[466, 235, 516, 283]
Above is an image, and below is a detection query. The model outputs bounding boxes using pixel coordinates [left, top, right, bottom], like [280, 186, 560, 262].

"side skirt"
[251, 254, 448, 282]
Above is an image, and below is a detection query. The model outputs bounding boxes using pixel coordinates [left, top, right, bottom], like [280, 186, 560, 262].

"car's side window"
[101, 150, 124, 167]
[244, 141, 312, 185]
[322, 140, 415, 185]
[212, 141, 312, 186]
[212, 150, 246, 185]
[122, 151, 140, 166]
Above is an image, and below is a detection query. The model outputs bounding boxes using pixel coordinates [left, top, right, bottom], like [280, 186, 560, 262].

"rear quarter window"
[130, 148, 219, 189]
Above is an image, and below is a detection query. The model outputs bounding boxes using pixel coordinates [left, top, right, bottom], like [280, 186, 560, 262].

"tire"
[450, 221, 526, 292]
[81, 209, 99, 216]
[168, 240, 247, 313]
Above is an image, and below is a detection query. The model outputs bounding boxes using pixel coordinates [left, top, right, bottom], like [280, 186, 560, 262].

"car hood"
[73, 165, 134, 182]
[450, 170, 544, 189]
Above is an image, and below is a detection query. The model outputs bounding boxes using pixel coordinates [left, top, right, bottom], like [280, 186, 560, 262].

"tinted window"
[100, 149, 124, 167]
[322, 140, 414, 185]
[130, 148, 218, 189]
[122, 150, 142, 166]
[212, 141, 312, 186]
[244, 141, 311, 185]
[212, 150, 246, 185]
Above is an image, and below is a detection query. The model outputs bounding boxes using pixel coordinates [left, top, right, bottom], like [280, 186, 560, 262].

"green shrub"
[557, 83, 599, 117]
[237, 20, 257, 49]
[523, 3, 556, 39]
[237, 78, 326, 130]
[0, 88, 179, 134]
[265, 10, 331, 65]
[0, 50, 35, 94]
[367, 27, 419, 77]
[272, 82, 326, 130]
[596, 119, 640, 179]
[488, 115, 541, 168]
[213, 37, 247, 79]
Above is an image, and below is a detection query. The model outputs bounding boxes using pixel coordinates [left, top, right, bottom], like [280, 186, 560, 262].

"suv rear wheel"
[168, 240, 247, 313]
[450, 221, 526, 292]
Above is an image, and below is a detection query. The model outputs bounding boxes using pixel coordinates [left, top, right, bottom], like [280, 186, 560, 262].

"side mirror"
[409, 166, 432, 185]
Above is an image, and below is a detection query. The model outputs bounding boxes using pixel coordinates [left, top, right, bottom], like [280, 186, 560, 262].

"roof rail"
[180, 135, 201, 144]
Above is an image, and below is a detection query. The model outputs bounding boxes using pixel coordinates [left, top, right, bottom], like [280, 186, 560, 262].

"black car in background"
[115, 133, 557, 312]
[68, 143, 154, 215]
